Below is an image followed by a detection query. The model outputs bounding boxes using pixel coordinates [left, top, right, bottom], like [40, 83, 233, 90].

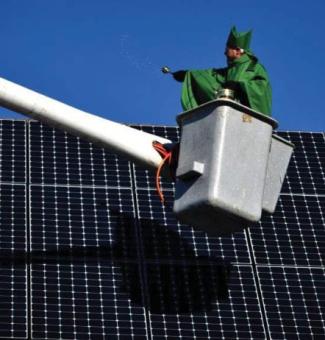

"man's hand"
[172, 70, 187, 82]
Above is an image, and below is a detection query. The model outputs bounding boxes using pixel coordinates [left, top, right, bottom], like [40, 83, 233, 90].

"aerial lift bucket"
[173, 99, 293, 235]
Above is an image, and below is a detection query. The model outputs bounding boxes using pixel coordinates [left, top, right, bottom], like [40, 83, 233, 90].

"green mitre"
[226, 26, 252, 51]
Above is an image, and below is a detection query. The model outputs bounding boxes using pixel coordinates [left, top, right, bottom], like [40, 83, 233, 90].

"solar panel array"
[0, 119, 324, 339]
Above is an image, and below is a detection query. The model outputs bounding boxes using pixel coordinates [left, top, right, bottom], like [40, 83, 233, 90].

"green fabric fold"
[181, 54, 272, 116]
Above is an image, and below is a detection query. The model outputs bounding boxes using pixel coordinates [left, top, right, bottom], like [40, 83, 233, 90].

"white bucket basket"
[174, 99, 293, 235]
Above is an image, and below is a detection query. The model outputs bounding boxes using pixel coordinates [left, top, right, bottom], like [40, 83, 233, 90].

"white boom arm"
[0, 77, 172, 170]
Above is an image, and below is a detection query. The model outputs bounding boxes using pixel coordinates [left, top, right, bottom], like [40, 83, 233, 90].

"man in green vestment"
[172, 26, 272, 116]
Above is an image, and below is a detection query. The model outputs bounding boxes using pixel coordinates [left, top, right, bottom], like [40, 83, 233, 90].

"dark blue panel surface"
[0, 120, 324, 340]
[30, 185, 148, 339]
[250, 195, 325, 266]
[0, 264, 27, 339]
[0, 183, 27, 339]
[277, 132, 325, 195]
[148, 265, 265, 339]
[258, 266, 325, 340]
[0, 120, 26, 183]
[136, 189, 250, 264]
[30, 186, 137, 254]
[30, 122, 132, 187]
[31, 261, 148, 339]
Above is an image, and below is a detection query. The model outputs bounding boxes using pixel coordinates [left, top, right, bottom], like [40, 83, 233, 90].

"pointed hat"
[226, 26, 252, 51]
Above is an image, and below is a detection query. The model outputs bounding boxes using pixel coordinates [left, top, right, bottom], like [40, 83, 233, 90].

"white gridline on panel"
[29, 184, 148, 339]
[257, 265, 325, 340]
[249, 194, 325, 267]
[296, 132, 323, 195]
[133, 165, 176, 192]
[133, 181, 262, 338]
[0, 121, 26, 184]
[289, 132, 324, 194]
[0, 183, 26, 252]
[275, 131, 324, 196]
[0, 183, 27, 339]
[147, 265, 266, 339]
[31, 263, 148, 339]
[310, 133, 325, 185]
[0, 264, 27, 339]
[134, 185, 251, 265]
[1, 119, 322, 340]
[30, 122, 132, 188]
[29, 185, 136, 249]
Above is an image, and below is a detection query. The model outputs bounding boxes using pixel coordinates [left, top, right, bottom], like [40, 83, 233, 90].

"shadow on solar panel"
[0, 209, 232, 316]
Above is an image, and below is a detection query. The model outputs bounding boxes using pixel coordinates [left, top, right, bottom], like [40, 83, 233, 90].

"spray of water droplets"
[119, 34, 162, 78]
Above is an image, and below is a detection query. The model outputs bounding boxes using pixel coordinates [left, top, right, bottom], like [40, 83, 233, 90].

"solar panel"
[257, 266, 325, 339]
[30, 122, 132, 187]
[0, 119, 324, 339]
[0, 184, 27, 339]
[0, 121, 26, 183]
[250, 195, 325, 266]
[278, 131, 325, 196]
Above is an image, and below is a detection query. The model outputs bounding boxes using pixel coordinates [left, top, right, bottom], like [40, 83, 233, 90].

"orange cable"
[152, 141, 175, 204]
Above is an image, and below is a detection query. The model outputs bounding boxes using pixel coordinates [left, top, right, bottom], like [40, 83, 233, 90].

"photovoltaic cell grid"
[249, 194, 325, 267]
[257, 266, 325, 340]
[29, 122, 131, 188]
[0, 120, 27, 339]
[135, 189, 250, 263]
[277, 131, 325, 196]
[30, 186, 148, 339]
[0, 119, 324, 339]
[0, 120, 26, 183]
[0, 184, 27, 339]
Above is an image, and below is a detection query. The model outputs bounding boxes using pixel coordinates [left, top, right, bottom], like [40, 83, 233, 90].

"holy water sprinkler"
[161, 66, 171, 74]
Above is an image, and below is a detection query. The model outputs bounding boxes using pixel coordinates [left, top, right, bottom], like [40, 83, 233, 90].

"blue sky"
[0, 0, 324, 132]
